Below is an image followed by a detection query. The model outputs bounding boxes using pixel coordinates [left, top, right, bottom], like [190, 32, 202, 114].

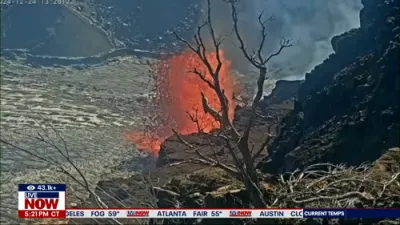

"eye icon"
[27, 185, 35, 191]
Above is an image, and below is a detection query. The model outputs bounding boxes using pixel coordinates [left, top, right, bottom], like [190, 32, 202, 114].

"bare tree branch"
[292, 191, 374, 204]
[172, 129, 240, 176]
[200, 91, 223, 124]
[251, 133, 272, 165]
[171, 0, 295, 209]
[227, 0, 292, 172]
[256, 11, 273, 63]
[378, 172, 400, 198]
[1, 131, 124, 225]
[263, 38, 293, 64]
[189, 68, 215, 89]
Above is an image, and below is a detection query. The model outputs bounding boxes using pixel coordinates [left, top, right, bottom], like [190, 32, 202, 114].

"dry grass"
[153, 148, 399, 225]
[269, 148, 400, 209]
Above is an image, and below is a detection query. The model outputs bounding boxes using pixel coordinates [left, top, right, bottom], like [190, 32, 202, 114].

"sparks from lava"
[124, 49, 237, 156]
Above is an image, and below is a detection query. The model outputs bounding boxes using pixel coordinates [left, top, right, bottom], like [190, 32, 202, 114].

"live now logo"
[19, 192, 65, 210]
[25, 197, 60, 210]
[24, 192, 61, 210]
[18, 184, 66, 218]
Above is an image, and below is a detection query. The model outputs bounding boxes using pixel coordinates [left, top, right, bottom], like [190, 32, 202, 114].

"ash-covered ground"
[0, 56, 155, 223]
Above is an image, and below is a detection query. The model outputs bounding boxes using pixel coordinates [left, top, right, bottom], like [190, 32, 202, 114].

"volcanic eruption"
[125, 49, 237, 155]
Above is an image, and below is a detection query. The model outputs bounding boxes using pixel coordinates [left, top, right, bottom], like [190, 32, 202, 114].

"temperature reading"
[211, 211, 222, 217]
[108, 211, 120, 217]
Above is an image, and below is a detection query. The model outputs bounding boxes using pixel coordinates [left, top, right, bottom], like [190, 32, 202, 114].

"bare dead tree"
[228, 0, 292, 172]
[172, 0, 292, 208]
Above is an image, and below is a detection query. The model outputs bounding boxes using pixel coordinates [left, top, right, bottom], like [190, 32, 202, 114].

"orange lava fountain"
[124, 49, 237, 155]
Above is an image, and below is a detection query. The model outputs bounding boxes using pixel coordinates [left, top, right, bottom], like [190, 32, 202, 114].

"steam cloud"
[205, 0, 363, 81]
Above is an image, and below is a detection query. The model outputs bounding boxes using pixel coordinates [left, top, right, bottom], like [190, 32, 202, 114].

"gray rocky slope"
[0, 56, 153, 223]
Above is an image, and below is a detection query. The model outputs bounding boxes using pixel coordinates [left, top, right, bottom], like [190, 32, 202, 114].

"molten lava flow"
[124, 132, 164, 154]
[125, 49, 237, 156]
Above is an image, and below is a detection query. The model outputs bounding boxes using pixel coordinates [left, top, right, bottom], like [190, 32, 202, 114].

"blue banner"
[345, 209, 400, 218]
[18, 184, 66, 192]
[24, 192, 59, 198]
[304, 209, 400, 218]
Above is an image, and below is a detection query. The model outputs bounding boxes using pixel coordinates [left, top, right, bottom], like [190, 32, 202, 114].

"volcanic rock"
[85, 0, 200, 51]
[260, 0, 400, 174]
[156, 100, 294, 170]
[1, 1, 199, 55]
[371, 147, 400, 174]
[1, 4, 113, 57]
[260, 80, 302, 106]
[146, 148, 399, 225]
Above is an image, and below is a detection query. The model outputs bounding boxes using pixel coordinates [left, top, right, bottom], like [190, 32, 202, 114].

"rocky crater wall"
[260, 0, 400, 173]
[1, 48, 163, 67]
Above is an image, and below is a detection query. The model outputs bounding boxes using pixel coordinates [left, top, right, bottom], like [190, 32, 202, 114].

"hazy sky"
[205, 0, 363, 80]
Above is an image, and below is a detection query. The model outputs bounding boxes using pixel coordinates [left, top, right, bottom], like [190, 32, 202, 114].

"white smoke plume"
[203, 0, 363, 82]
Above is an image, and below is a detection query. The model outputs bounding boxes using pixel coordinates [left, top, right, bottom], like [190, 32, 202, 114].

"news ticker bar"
[18, 209, 400, 219]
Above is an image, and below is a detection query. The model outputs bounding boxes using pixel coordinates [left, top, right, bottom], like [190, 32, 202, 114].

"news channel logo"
[18, 184, 66, 219]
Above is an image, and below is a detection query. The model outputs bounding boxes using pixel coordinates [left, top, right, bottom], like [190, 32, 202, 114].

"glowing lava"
[125, 49, 237, 155]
